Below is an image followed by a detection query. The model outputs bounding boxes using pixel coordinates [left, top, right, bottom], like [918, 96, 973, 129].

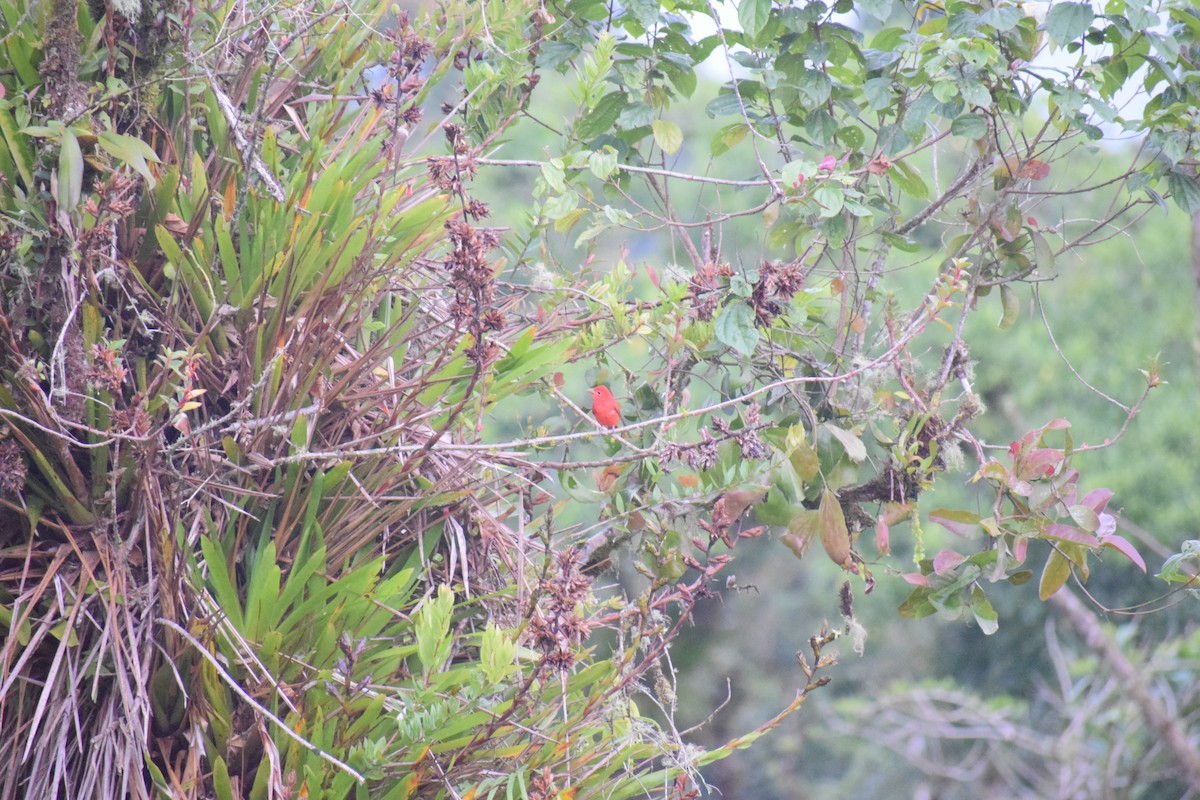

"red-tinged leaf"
[1018, 159, 1051, 180]
[1079, 487, 1113, 513]
[818, 154, 837, 172]
[1103, 535, 1146, 572]
[1055, 468, 1080, 497]
[882, 501, 916, 526]
[1008, 477, 1033, 497]
[929, 508, 982, 538]
[933, 549, 966, 575]
[993, 213, 1022, 243]
[781, 532, 808, 560]
[1044, 524, 1099, 548]
[1068, 505, 1100, 532]
[901, 573, 929, 587]
[1039, 549, 1072, 600]
[1018, 448, 1063, 480]
[1096, 512, 1116, 537]
[875, 515, 890, 556]
[1012, 537, 1028, 563]
[1041, 418, 1071, 431]
[645, 262, 660, 289]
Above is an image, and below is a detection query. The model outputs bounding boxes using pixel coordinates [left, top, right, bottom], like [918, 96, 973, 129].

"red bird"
[591, 385, 621, 429]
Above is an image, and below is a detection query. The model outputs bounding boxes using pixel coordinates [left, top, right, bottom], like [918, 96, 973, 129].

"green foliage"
[1, 0, 1199, 798]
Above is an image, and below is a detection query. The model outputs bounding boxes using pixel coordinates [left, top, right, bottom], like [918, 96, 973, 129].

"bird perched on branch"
[591, 385, 621, 429]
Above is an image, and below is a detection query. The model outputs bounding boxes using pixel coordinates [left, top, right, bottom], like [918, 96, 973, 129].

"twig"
[199, 65, 286, 201]
[476, 157, 771, 187]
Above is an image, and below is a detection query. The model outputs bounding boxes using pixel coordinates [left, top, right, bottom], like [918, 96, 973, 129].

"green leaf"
[788, 427, 820, 481]
[714, 302, 760, 355]
[541, 159, 565, 192]
[823, 423, 866, 463]
[961, 81, 992, 108]
[211, 755, 234, 800]
[57, 128, 83, 210]
[839, 125, 866, 151]
[577, 92, 627, 140]
[651, 120, 683, 155]
[1038, 549, 1071, 600]
[899, 587, 937, 619]
[706, 92, 745, 118]
[857, 0, 893, 21]
[1045, 2, 1094, 46]
[200, 535, 245, 631]
[890, 160, 930, 200]
[97, 129, 160, 189]
[951, 113, 988, 140]
[738, 0, 771, 37]
[711, 122, 750, 156]
[813, 185, 843, 218]
[618, 102, 655, 131]
[1168, 171, 1200, 214]
[970, 586, 999, 635]
[625, 0, 659, 26]
[1068, 504, 1100, 532]
[782, 510, 820, 560]
[797, 70, 832, 106]
[0, 106, 34, 190]
[932, 81, 959, 103]
[780, 160, 817, 187]
[662, 58, 698, 98]
[1158, 541, 1200, 584]
[537, 40, 580, 70]
[863, 77, 893, 111]
[588, 147, 618, 179]
[998, 284, 1019, 330]
[1031, 230, 1055, 272]
[416, 584, 455, 675]
[757, 490, 797, 526]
